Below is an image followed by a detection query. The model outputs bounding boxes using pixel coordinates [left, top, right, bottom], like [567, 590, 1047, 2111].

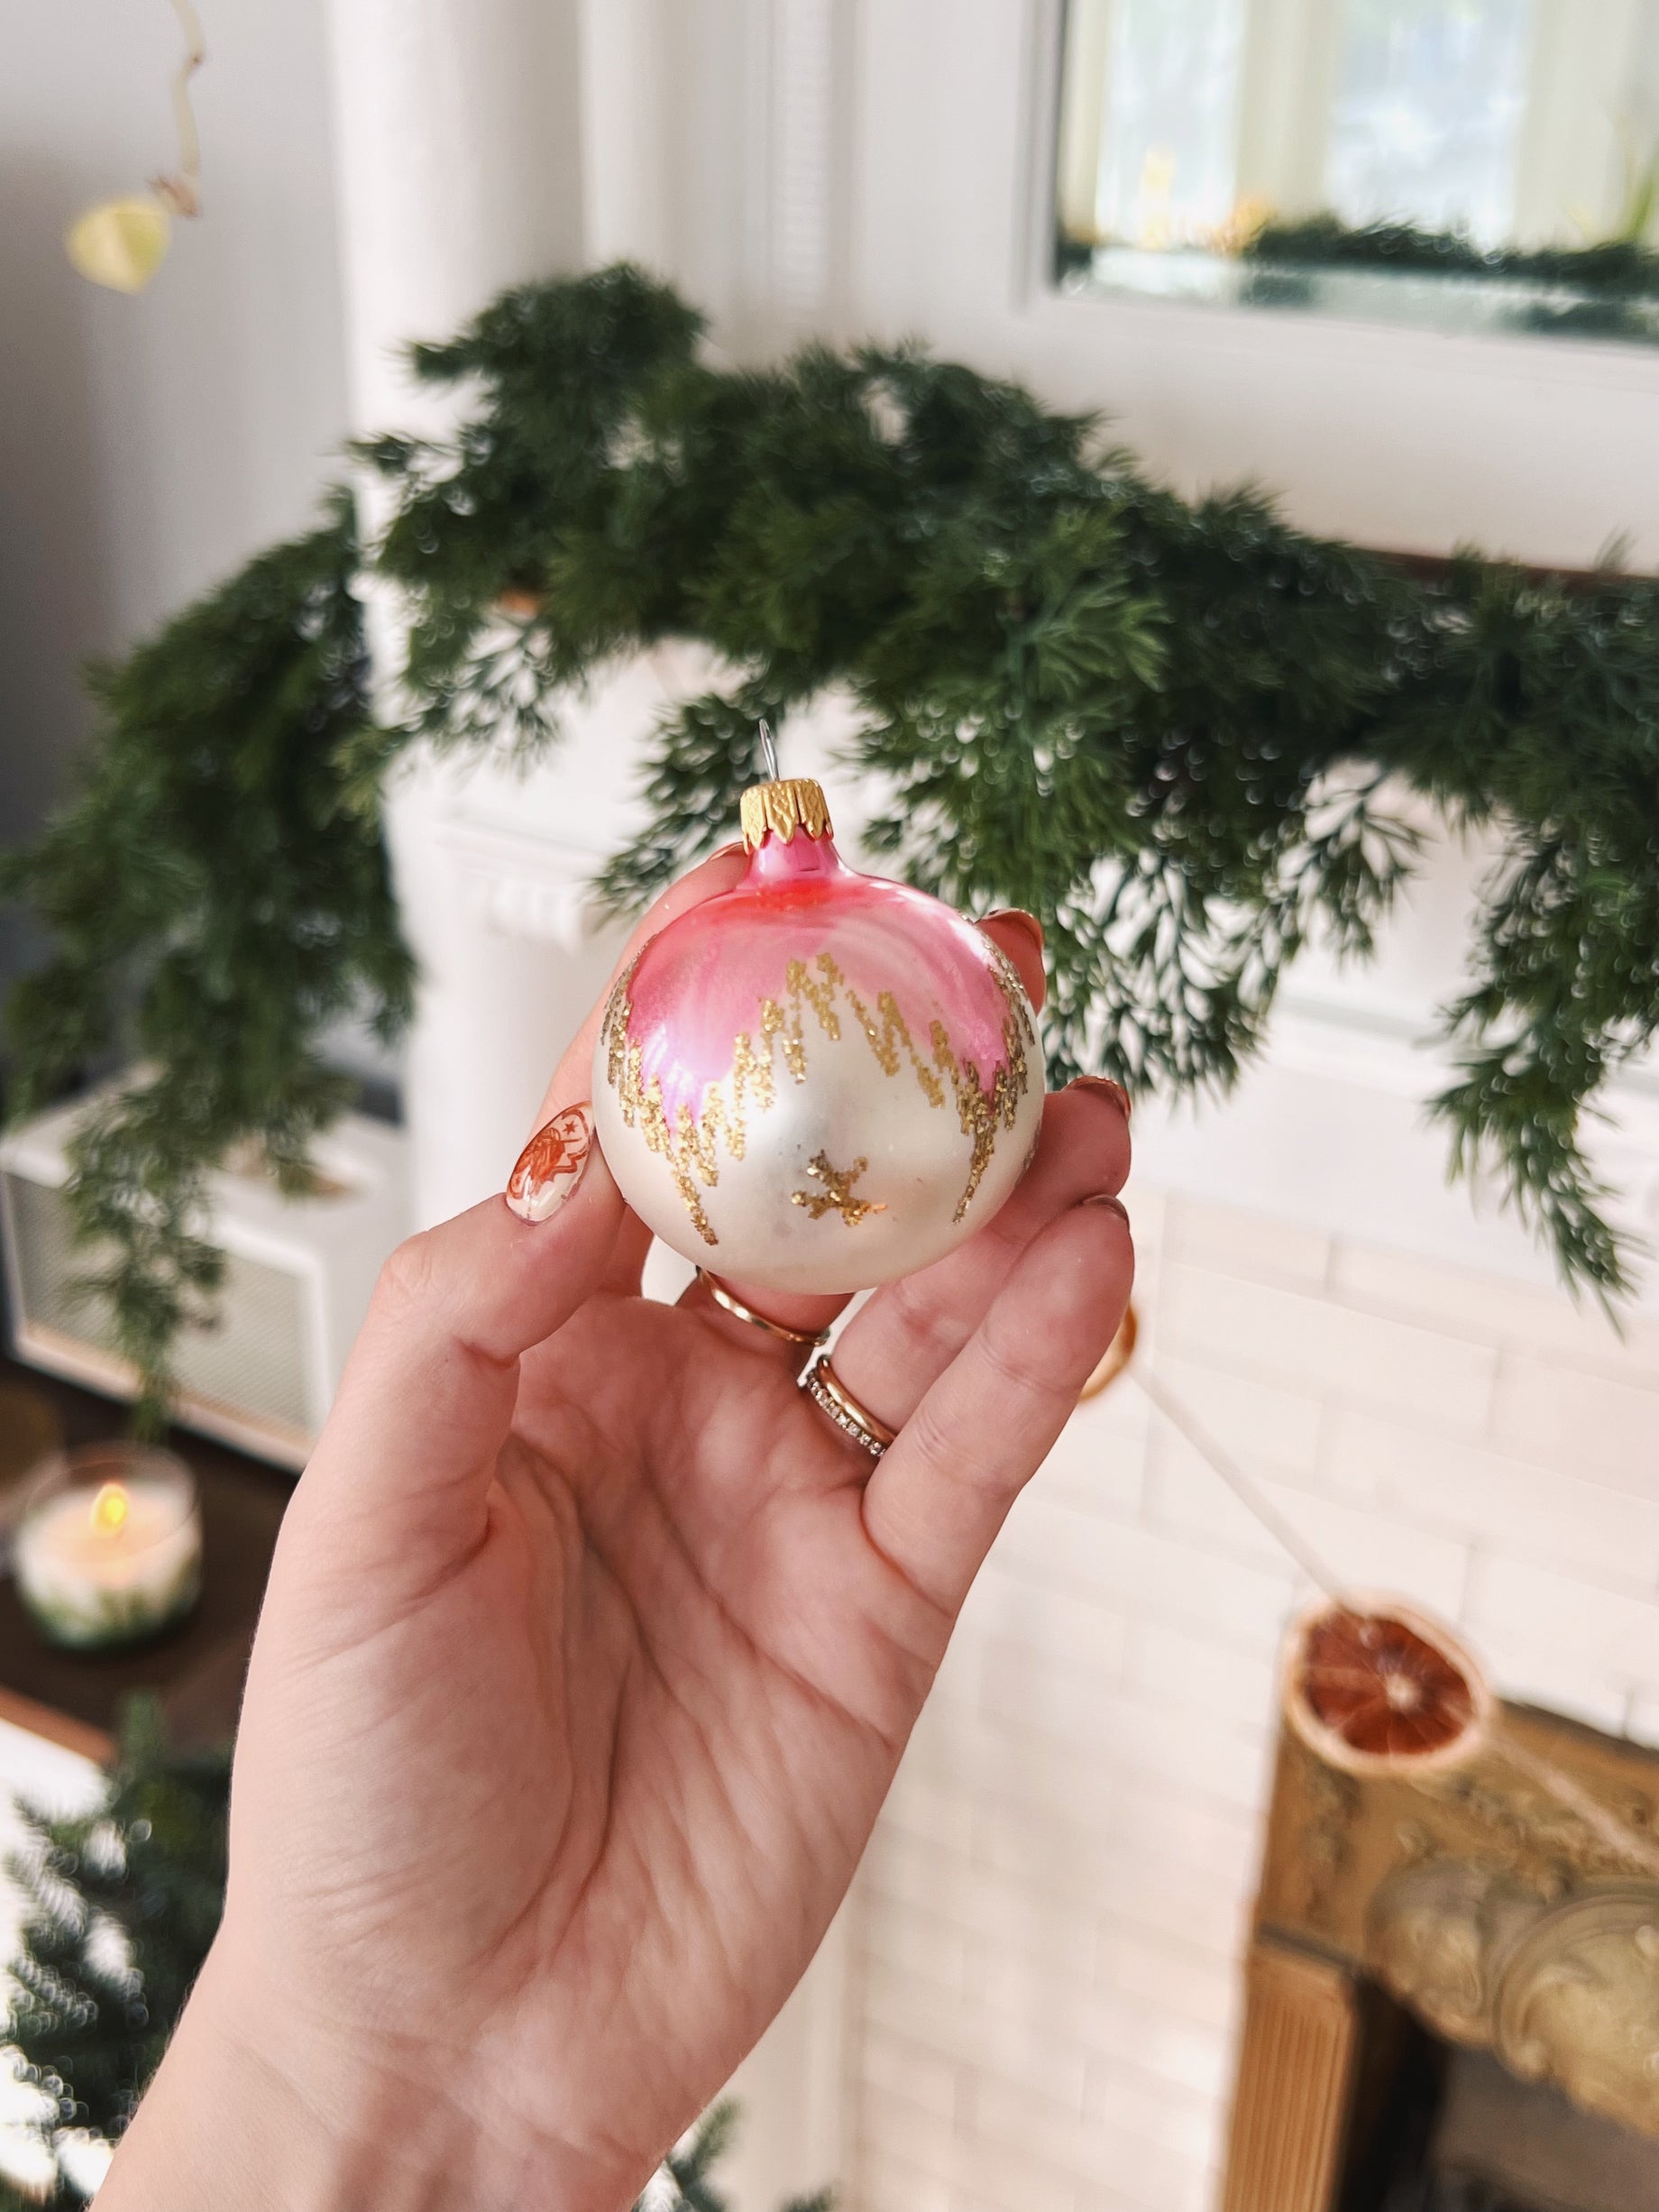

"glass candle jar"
[13, 1445, 202, 1650]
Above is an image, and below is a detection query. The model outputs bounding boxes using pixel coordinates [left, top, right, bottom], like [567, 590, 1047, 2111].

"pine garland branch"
[3, 1698, 229, 2200]
[8, 262, 1659, 1413]
[1, 496, 412, 1425]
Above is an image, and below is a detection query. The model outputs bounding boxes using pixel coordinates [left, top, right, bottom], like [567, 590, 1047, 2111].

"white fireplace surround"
[318, 5, 1659, 2206]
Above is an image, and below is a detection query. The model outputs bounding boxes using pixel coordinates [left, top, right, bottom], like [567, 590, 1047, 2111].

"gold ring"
[802, 1353, 897, 1457]
[698, 1271, 830, 1349]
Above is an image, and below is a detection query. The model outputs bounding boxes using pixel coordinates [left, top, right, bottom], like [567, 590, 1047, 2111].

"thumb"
[292, 1100, 619, 1597]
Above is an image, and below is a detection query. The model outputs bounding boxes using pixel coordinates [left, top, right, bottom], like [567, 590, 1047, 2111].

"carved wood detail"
[1221, 1939, 1359, 2212]
[1221, 1704, 1659, 2208]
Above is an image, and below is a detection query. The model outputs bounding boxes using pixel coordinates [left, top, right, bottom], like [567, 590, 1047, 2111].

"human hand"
[101, 851, 1132, 2212]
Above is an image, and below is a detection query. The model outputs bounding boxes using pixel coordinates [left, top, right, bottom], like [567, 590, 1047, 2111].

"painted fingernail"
[505, 1104, 593, 1224]
[1085, 1192, 1132, 1228]
[983, 906, 1045, 955]
[1070, 1076, 1132, 1121]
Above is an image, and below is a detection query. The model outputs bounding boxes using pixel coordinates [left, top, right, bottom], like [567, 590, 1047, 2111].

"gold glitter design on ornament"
[791, 1152, 887, 1226]
[599, 943, 1036, 1244]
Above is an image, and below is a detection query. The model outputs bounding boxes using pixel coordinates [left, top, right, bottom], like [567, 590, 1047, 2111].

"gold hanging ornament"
[67, 1, 205, 295]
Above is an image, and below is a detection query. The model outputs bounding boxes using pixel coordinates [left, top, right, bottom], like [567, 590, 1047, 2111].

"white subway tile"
[1169, 1196, 1333, 1289]
[1086, 2064, 1221, 2162]
[972, 1634, 1268, 1811]
[861, 1897, 969, 1993]
[996, 1492, 1296, 1652]
[1127, 1620, 1280, 1732]
[1150, 1354, 1325, 1480]
[859, 2148, 957, 2212]
[970, 1803, 1253, 1958]
[857, 2028, 960, 2123]
[1040, 1396, 1151, 1515]
[1261, 1484, 1470, 1619]
[1145, 1427, 1303, 1568]
[1481, 1647, 1633, 1738]
[1148, 1433, 1471, 1617]
[970, 2071, 1211, 2212]
[881, 1764, 976, 1855]
[1490, 1354, 1659, 1501]
[958, 1562, 1131, 1679]
[1331, 1240, 1659, 1383]
[1328, 1406, 1659, 1589]
[862, 1961, 1089, 2106]
[1076, 1991, 1234, 2104]
[1098, 1919, 1241, 2033]
[1464, 1554, 1659, 1693]
[1160, 1264, 1498, 1432]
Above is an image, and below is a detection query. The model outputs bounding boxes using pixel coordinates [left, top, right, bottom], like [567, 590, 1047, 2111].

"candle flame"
[90, 1482, 130, 1537]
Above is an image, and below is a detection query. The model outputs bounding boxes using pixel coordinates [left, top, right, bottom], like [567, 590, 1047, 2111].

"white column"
[321, 0, 594, 1227]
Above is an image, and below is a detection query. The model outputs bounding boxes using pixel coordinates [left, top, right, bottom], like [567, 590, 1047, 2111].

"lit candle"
[13, 1446, 201, 1649]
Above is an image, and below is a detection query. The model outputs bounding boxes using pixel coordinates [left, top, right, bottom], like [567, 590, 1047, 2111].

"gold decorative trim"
[599, 945, 1035, 1244]
[1221, 1941, 1358, 2212]
[739, 776, 833, 851]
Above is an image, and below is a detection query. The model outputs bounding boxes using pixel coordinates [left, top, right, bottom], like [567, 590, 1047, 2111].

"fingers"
[827, 1077, 1131, 1433]
[297, 1106, 625, 1590]
[862, 1194, 1133, 1617]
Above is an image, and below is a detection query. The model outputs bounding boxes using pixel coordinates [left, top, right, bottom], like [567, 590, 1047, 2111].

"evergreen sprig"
[0, 495, 412, 1430]
[1, 1698, 228, 2203]
[7, 263, 1659, 1418]
[1245, 212, 1659, 297]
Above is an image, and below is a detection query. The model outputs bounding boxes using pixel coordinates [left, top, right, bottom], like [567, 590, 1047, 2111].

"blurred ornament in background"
[67, 194, 174, 293]
[593, 739, 1044, 1295]
[67, 0, 205, 294]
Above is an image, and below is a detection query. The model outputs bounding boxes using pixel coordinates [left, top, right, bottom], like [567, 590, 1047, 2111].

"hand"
[101, 852, 1132, 2212]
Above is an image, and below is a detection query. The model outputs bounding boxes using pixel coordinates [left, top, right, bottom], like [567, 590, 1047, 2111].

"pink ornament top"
[621, 812, 1027, 1137]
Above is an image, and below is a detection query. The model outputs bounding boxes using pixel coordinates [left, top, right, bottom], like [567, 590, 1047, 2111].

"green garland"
[0, 500, 410, 1428]
[1242, 213, 1659, 297]
[0, 1703, 825, 2208]
[1, 1699, 226, 2206]
[6, 262, 1659, 1418]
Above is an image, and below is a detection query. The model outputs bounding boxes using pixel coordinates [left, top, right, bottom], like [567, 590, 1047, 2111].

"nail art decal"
[506, 1105, 592, 1224]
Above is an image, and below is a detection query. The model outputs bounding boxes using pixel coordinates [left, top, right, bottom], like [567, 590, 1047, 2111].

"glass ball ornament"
[593, 775, 1044, 1294]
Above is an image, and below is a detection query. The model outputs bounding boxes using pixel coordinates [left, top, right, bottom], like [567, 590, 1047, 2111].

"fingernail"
[984, 906, 1045, 955]
[711, 840, 745, 862]
[1084, 1192, 1132, 1228]
[505, 1104, 593, 1224]
[1070, 1075, 1132, 1121]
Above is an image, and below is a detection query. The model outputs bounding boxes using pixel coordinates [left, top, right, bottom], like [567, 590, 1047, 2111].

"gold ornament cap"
[739, 776, 833, 853]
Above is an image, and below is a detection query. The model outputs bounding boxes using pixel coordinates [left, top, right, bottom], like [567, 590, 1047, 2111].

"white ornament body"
[592, 809, 1043, 1295]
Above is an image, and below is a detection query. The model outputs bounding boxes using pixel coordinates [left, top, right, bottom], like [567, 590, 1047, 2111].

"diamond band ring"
[802, 1353, 897, 1458]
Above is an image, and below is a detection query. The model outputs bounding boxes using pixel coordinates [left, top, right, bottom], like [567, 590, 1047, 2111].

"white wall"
[0, 0, 352, 997]
[851, 1190, 1659, 2212]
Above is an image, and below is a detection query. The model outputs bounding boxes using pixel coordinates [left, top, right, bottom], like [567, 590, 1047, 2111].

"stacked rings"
[698, 1271, 831, 1349]
[802, 1353, 896, 1458]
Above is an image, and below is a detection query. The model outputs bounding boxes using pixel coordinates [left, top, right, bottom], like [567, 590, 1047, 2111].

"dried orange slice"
[1282, 1595, 1491, 1777]
[1079, 1302, 1138, 1400]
